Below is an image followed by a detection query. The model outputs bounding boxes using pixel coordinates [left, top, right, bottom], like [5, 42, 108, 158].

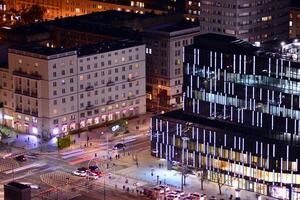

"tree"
[215, 160, 229, 195]
[21, 4, 45, 24]
[196, 168, 207, 190]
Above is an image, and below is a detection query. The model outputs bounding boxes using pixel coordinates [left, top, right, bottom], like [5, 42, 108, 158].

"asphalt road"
[0, 129, 151, 200]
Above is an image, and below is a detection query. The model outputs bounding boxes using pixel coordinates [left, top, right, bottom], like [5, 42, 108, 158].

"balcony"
[106, 100, 115, 105]
[31, 91, 38, 98]
[23, 109, 31, 115]
[85, 85, 94, 91]
[106, 81, 115, 86]
[15, 107, 22, 113]
[86, 104, 94, 110]
[127, 95, 136, 100]
[13, 70, 42, 80]
[128, 77, 138, 82]
[31, 110, 38, 117]
[15, 88, 22, 94]
[23, 90, 30, 96]
[14, 89, 38, 98]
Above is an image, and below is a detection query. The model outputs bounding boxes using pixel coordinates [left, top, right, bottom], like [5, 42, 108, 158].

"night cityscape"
[0, 0, 300, 200]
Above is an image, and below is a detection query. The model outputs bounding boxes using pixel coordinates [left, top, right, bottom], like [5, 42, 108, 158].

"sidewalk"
[114, 151, 277, 200]
[0, 113, 152, 156]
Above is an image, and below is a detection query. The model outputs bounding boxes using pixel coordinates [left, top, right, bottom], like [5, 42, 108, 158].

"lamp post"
[181, 136, 189, 191]
[157, 85, 161, 111]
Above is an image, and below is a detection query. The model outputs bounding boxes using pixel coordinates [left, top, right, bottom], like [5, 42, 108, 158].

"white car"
[73, 170, 86, 177]
[189, 192, 201, 200]
[158, 185, 170, 192]
[86, 172, 99, 180]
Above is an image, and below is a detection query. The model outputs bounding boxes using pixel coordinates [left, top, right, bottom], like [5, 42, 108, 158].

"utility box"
[4, 182, 31, 200]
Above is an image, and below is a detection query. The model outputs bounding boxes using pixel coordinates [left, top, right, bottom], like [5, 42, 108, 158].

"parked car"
[86, 172, 99, 180]
[72, 167, 87, 177]
[15, 155, 27, 162]
[113, 143, 126, 150]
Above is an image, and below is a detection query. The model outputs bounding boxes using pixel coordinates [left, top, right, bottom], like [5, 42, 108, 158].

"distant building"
[0, 40, 146, 137]
[4, 182, 31, 200]
[289, 6, 300, 38]
[6, 0, 184, 20]
[142, 21, 200, 109]
[151, 34, 300, 199]
[185, 0, 289, 43]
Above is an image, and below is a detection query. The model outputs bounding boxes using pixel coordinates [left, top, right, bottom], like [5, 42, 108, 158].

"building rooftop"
[147, 20, 198, 33]
[191, 33, 259, 55]
[6, 182, 31, 190]
[157, 109, 300, 147]
[9, 39, 143, 58]
[77, 39, 143, 57]
[10, 45, 74, 56]
[72, 10, 156, 24]
[52, 17, 141, 40]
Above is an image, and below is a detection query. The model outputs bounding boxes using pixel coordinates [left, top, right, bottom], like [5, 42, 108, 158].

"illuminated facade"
[0, 41, 146, 137]
[142, 21, 200, 109]
[289, 7, 300, 39]
[185, 0, 289, 43]
[7, 0, 183, 20]
[151, 34, 300, 199]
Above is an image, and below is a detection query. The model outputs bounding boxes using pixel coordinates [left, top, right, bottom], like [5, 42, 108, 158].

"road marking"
[60, 149, 84, 156]
[69, 156, 93, 165]
[1, 166, 60, 184]
[62, 151, 85, 159]
[3, 162, 47, 174]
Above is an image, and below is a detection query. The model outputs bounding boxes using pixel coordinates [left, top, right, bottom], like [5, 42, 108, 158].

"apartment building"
[185, 0, 289, 43]
[0, 40, 146, 137]
[151, 34, 300, 199]
[6, 0, 184, 20]
[142, 21, 200, 109]
[289, 6, 300, 38]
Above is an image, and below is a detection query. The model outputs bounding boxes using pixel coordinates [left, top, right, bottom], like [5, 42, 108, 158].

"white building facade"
[0, 41, 146, 137]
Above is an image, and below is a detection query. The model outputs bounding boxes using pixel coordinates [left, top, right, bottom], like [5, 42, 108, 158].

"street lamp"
[181, 136, 189, 191]
[157, 85, 161, 111]
[235, 189, 240, 200]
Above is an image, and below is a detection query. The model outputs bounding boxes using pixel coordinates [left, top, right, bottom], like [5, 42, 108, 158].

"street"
[0, 113, 277, 200]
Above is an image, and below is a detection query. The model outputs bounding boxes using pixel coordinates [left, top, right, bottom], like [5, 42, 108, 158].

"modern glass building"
[151, 34, 300, 199]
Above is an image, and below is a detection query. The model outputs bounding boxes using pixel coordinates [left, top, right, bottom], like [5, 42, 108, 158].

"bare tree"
[197, 168, 207, 190]
[215, 161, 228, 195]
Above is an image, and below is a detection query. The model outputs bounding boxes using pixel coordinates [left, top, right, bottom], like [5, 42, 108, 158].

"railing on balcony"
[15, 107, 22, 113]
[14, 88, 38, 98]
[23, 90, 30, 96]
[31, 91, 38, 98]
[23, 109, 31, 115]
[106, 81, 115, 86]
[15, 88, 22, 94]
[13, 70, 42, 80]
[127, 77, 137, 82]
[31, 110, 38, 117]
[86, 104, 94, 110]
[106, 100, 115, 105]
[127, 95, 136, 100]
[85, 85, 94, 91]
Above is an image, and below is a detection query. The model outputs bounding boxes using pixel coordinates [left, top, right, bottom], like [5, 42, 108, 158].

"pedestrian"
[73, 139, 76, 144]
[115, 155, 118, 160]
[16, 135, 18, 139]
[110, 156, 112, 161]
[229, 194, 233, 200]
[94, 153, 97, 158]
